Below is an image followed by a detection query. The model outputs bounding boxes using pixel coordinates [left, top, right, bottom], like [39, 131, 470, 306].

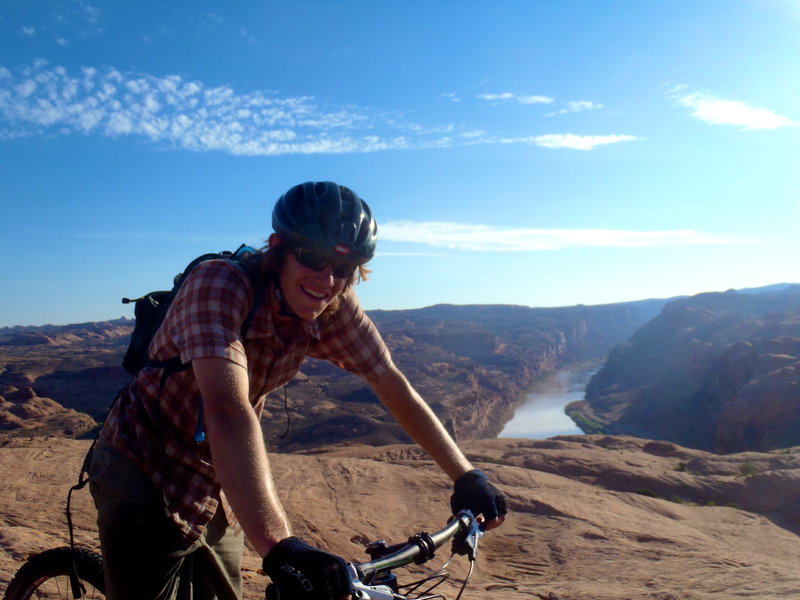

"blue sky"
[1, 0, 798, 327]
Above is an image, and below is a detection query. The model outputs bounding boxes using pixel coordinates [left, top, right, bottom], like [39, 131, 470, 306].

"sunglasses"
[292, 246, 360, 279]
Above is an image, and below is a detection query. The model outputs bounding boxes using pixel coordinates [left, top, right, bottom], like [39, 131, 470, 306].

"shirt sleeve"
[160, 260, 252, 368]
[309, 291, 392, 381]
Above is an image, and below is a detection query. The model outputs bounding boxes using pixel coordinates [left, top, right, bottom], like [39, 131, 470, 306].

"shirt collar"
[251, 282, 321, 343]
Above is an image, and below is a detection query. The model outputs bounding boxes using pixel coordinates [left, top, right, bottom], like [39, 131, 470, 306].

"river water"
[498, 364, 601, 439]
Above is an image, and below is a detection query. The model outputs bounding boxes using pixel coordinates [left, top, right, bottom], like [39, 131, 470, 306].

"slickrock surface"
[1, 435, 798, 599]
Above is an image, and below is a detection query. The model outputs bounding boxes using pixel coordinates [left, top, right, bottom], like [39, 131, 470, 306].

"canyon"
[0, 298, 665, 449]
[572, 286, 800, 452]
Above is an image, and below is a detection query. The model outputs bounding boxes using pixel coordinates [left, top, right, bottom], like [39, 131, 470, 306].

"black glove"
[262, 536, 352, 600]
[450, 469, 508, 523]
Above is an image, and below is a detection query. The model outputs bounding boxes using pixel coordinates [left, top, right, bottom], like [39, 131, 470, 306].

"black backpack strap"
[66, 436, 96, 548]
[65, 383, 126, 557]
[65, 438, 97, 597]
[144, 356, 191, 380]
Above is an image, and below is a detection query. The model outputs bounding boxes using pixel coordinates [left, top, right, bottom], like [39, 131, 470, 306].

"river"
[497, 364, 601, 439]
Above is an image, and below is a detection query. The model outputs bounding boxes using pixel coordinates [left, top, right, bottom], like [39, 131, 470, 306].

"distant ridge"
[0, 318, 131, 334]
[3, 283, 797, 330]
[2, 297, 666, 447]
[575, 284, 800, 452]
[734, 282, 799, 295]
[3, 283, 799, 451]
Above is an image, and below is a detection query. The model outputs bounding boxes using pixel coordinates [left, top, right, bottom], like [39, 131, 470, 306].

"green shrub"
[565, 408, 606, 434]
[738, 463, 759, 477]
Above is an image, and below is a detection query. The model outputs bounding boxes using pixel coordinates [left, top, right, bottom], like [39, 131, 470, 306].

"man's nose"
[313, 264, 335, 284]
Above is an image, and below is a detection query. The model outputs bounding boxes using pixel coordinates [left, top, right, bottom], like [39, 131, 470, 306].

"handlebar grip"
[265, 584, 280, 600]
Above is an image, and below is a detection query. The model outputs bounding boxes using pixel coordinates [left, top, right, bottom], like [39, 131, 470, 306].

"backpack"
[121, 244, 263, 376]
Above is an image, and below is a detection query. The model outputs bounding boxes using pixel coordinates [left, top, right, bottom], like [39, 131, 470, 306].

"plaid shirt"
[102, 259, 390, 541]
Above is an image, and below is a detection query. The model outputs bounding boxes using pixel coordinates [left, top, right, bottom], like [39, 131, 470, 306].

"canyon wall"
[575, 286, 800, 452]
[1, 299, 665, 449]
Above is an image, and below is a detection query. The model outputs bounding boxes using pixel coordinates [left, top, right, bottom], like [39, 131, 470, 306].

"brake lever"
[452, 510, 483, 561]
[463, 514, 483, 561]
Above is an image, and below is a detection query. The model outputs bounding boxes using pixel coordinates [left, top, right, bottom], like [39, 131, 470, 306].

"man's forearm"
[371, 366, 473, 482]
[194, 358, 292, 557]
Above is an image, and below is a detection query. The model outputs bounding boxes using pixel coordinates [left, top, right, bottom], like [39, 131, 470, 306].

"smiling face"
[270, 234, 349, 321]
[278, 252, 348, 320]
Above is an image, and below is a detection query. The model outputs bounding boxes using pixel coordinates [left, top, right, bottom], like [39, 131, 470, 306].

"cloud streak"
[478, 92, 554, 104]
[669, 87, 796, 130]
[546, 100, 603, 116]
[0, 62, 639, 155]
[503, 134, 641, 150]
[380, 221, 754, 251]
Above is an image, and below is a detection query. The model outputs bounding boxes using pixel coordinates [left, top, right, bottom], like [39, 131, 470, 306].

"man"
[89, 181, 507, 600]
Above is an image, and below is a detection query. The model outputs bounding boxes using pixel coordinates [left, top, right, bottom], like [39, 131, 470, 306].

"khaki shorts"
[88, 436, 244, 600]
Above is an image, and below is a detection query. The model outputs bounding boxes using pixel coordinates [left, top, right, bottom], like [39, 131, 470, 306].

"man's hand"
[262, 536, 352, 600]
[450, 469, 508, 531]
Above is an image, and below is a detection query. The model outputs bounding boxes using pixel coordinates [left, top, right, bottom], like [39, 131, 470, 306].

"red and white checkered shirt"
[102, 259, 391, 540]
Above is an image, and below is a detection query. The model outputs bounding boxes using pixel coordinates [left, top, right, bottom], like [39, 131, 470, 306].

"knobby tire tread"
[4, 546, 105, 600]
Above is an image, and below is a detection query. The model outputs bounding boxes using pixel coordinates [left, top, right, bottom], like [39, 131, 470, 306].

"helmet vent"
[272, 181, 377, 261]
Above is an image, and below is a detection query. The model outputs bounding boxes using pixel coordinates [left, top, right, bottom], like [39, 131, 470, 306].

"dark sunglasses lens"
[294, 248, 328, 270]
[294, 247, 358, 278]
[332, 263, 357, 278]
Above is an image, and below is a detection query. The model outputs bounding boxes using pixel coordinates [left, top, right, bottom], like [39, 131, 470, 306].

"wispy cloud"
[54, 0, 102, 27]
[546, 100, 603, 116]
[669, 87, 796, 130]
[478, 92, 554, 104]
[203, 12, 225, 25]
[0, 62, 411, 154]
[380, 221, 753, 251]
[505, 134, 641, 150]
[0, 62, 639, 155]
[21, 26, 36, 36]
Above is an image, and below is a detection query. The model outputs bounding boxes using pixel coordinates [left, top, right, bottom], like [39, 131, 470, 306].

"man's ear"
[268, 233, 282, 249]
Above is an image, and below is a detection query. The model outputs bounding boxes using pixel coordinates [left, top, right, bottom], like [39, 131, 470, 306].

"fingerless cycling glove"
[262, 536, 352, 600]
[450, 469, 508, 522]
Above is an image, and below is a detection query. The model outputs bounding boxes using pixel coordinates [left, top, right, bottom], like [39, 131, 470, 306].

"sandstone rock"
[2, 303, 661, 451]
[716, 360, 800, 452]
[4, 436, 797, 600]
[583, 288, 800, 452]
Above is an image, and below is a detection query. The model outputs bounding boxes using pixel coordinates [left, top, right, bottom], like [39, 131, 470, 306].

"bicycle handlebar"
[265, 510, 482, 600]
[356, 510, 478, 578]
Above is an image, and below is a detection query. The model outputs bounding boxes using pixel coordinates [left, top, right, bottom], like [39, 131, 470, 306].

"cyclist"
[88, 181, 507, 600]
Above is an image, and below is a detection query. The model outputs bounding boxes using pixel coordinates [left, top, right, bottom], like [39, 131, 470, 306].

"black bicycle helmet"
[272, 182, 378, 262]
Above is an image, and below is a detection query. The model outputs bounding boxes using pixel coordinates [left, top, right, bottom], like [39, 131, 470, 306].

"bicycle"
[3, 546, 104, 600]
[3, 510, 484, 600]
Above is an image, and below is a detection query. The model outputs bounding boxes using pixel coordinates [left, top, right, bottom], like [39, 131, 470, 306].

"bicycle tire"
[4, 546, 105, 600]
